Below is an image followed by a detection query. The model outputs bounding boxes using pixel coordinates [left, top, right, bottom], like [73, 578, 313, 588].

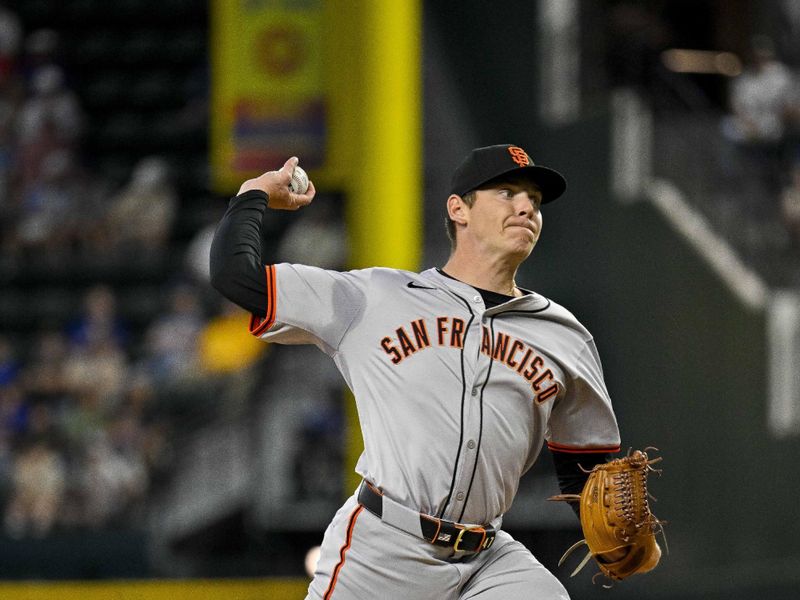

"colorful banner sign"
[212, 0, 325, 191]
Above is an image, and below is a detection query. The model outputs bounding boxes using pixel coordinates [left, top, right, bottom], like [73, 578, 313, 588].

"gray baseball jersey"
[251, 264, 620, 526]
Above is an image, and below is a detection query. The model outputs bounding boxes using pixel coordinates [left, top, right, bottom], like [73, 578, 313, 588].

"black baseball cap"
[450, 144, 567, 203]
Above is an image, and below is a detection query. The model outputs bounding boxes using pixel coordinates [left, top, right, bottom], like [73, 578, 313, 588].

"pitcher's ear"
[447, 194, 469, 225]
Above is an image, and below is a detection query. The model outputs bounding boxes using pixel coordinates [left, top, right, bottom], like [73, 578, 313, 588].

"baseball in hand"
[289, 165, 309, 194]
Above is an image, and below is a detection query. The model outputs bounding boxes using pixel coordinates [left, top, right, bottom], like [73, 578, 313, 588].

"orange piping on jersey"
[365, 480, 383, 495]
[249, 264, 277, 336]
[323, 504, 364, 600]
[547, 441, 621, 454]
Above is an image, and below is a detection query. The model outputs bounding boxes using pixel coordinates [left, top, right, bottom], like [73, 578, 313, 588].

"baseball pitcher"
[209, 145, 662, 599]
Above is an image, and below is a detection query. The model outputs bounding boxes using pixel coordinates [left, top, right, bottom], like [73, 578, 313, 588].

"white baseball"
[289, 165, 309, 194]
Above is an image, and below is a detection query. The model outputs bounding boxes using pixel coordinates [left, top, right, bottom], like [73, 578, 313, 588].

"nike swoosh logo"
[407, 281, 435, 290]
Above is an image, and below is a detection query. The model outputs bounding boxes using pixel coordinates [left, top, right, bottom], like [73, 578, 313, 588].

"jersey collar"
[420, 268, 550, 314]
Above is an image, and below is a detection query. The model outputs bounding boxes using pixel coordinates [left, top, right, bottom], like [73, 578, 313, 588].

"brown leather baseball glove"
[549, 448, 665, 585]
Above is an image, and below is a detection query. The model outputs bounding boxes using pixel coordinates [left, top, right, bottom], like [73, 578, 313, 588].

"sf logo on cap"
[508, 146, 531, 167]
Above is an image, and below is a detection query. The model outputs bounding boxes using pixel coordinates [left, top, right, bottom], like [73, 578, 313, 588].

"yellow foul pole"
[336, 0, 422, 492]
[347, 0, 422, 270]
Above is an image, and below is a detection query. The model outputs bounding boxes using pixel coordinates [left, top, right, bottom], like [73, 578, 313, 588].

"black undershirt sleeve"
[209, 190, 271, 317]
[551, 450, 611, 518]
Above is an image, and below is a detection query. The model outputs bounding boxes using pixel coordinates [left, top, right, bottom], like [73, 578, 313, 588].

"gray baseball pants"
[305, 494, 569, 600]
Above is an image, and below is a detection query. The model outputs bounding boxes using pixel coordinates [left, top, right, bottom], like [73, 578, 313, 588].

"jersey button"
[472, 295, 481, 303]
[471, 388, 478, 397]
[467, 440, 476, 449]
[456, 492, 465, 501]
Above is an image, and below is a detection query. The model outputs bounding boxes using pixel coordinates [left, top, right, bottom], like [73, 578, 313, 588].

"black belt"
[357, 481, 496, 554]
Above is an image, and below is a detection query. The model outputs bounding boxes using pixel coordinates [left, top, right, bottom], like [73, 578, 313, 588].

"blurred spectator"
[105, 156, 177, 253]
[721, 36, 796, 195]
[109, 399, 149, 461]
[124, 371, 158, 423]
[22, 330, 71, 404]
[62, 336, 128, 410]
[141, 283, 204, 385]
[65, 284, 129, 350]
[16, 112, 69, 195]
[61, 289, 130, 413]
[16, 64, 82, 147]
[26, 400, 59, 441]
[122, 373, 173, 486]
[3, 438, 66, 538]
[61, 391, 105, 454]
[13, 149, 81, 254]
[80, 431, 147, 527]
[723, 36, 793, 144]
